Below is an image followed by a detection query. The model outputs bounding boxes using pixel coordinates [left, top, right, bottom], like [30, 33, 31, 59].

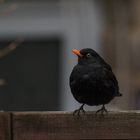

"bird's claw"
[73, 108, 85, 116]
[73, 104, 85, 116]
[96, 105, 108, 115]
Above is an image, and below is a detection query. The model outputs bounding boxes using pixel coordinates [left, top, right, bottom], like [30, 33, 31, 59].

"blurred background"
[0, 0, 140, 111]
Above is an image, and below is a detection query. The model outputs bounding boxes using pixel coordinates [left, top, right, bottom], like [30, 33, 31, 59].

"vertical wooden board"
[0, 112, 11, 140]
[13, 111, 140, 140]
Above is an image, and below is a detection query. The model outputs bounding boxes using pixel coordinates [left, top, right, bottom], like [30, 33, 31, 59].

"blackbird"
[69, 48, 122, 115]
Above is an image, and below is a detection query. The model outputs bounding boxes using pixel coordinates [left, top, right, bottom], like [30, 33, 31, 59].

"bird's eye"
[86, 53, 91, 57]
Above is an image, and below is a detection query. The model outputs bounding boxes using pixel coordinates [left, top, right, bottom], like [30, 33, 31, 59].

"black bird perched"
[69, 48, 122, 115]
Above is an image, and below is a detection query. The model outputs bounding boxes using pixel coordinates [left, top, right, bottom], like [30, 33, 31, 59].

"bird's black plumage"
[70, 48, 122, 115]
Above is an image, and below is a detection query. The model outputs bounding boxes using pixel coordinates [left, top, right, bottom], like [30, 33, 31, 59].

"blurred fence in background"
[101, 0, 140, 110]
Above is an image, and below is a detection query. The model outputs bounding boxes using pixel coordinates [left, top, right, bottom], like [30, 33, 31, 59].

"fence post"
[0, 112, 11, 140]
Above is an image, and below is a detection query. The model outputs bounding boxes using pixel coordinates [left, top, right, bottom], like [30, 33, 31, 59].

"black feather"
[70, 48, 122, 114]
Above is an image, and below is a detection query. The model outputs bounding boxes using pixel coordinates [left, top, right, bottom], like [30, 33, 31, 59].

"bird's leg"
[96, 104, 108, 115]
[73, 104, 85, 116]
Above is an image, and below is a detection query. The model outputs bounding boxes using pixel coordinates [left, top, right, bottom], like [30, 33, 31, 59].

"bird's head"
[72, 48, 101, 65]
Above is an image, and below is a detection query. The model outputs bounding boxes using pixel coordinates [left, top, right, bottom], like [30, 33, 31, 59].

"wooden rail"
[1, 111, 140, 139]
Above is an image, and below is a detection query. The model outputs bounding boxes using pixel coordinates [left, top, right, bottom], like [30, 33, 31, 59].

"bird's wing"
[99, 59, 122, 96]
[102, 67, 121, 96]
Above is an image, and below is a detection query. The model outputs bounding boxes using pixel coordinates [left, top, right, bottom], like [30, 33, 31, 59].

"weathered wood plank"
[0, 112, 11, 140]
[13, 111, 140, 140]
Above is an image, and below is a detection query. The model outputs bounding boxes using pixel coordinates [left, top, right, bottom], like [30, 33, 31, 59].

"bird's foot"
[96, 105, 108, 115]
[73, 104, 85, 116]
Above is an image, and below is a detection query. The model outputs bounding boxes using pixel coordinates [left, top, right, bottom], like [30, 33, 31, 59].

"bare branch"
[0, 38, 24, 58]
[0, 0, 4, 4]
[0, 3, 18, 16]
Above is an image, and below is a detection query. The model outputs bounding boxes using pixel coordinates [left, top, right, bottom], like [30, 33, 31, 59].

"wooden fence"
[0, 111, 140, 139]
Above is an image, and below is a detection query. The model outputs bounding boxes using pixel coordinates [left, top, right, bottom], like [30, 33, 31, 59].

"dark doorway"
[0, 38, 61, 111]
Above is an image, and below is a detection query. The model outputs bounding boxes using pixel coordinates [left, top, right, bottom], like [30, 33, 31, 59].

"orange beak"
[72, 49, 82, 57]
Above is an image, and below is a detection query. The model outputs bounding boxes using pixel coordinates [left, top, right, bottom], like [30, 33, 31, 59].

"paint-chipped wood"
[12, 111, 140, 139]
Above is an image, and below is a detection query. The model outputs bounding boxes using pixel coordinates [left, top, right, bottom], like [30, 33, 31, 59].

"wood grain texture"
[0, 112, 10, 140]
[12, 111, 140, 140]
